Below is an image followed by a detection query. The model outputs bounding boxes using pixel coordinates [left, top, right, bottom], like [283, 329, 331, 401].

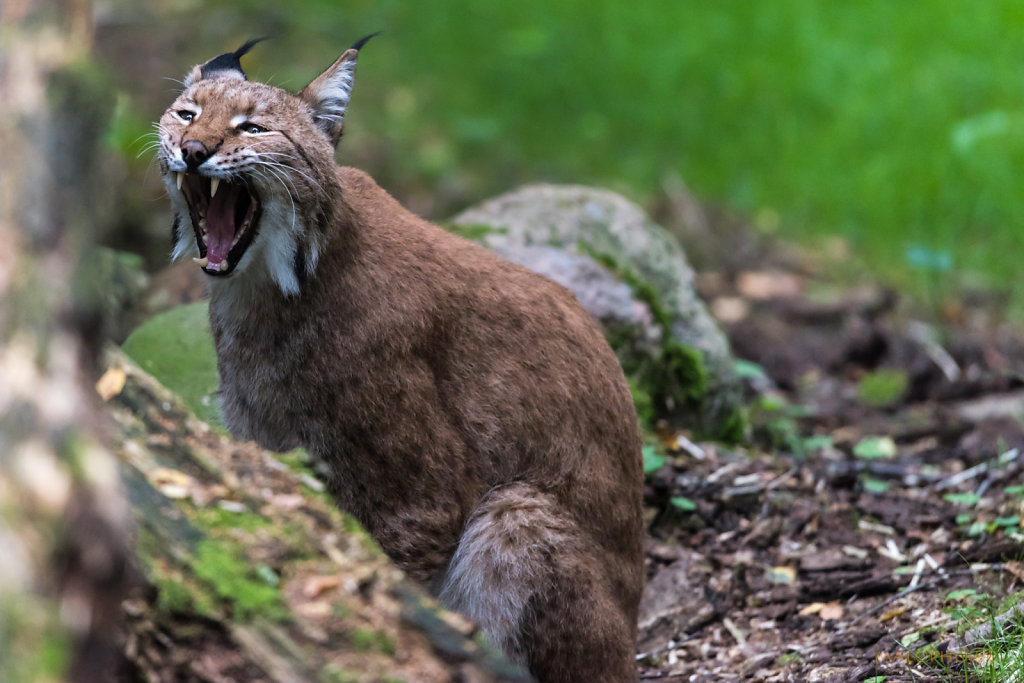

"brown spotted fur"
[157, 43, 644, 682]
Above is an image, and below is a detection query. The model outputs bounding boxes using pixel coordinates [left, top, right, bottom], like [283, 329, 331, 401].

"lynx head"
[157, 36, 376, 295]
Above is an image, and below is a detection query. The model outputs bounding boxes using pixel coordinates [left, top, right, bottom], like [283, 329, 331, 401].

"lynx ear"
[183, 37, 267, 88]
[300, 33, 379, 144]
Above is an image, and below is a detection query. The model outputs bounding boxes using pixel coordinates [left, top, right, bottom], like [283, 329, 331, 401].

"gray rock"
[493, 245, 662, 355]
[452, 184, 743, 440]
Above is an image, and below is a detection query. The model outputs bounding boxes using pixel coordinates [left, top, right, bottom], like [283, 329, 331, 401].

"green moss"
[578, 244, 716, 428]
[136, 525, 219, 618]
[192, 540, 287, 622]
[191, 505, 271, 535]
[777, 652, 802, 667]
[341, 514, 366, 535]
[340, 513, 385, 556]
[274, 448, 314, 474]
[858, 369, 909, 408]
[710, 403, 748, 446]
[348, 627, 396, 655]
[319, 665, 359, 683]
[654, 341, 708, 402]
[153, 571, 205, 615]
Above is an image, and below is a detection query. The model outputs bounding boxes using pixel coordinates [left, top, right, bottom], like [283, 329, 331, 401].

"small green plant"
[853, 436, 898, 460]
[939, 604, 1024, 681]
[642, 445, 666, 475]
[860, 476, 891, 494]
[748, 395, 819, 456]
[944, 492, 982, 506]
[669, 496, 696, 511]
[858, 369, 909, 408]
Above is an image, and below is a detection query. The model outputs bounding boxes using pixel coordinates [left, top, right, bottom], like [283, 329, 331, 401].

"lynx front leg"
[439, 483, 639, 683]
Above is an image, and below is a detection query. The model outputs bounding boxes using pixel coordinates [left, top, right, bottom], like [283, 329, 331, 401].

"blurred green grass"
[109, 1, 1024, 306]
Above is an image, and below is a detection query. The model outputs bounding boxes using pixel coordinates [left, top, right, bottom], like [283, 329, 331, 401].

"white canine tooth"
[219, 259, 229, 270]
[193, 257, 209, 268]
[210, 177, 220, 198]
[176, 172, 184, 191]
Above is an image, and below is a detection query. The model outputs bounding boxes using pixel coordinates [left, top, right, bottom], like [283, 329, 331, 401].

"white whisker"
[253, 167, 298, 233]
[257, 159, 325, 194]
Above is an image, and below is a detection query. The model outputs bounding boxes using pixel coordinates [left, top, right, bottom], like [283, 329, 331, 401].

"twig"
[722, 617, 747, 646]
[907, 320, 960, 383]
[937, 448, 1021, 491]
[853, 566, 1000, 624]
[635, 634, 698, 662]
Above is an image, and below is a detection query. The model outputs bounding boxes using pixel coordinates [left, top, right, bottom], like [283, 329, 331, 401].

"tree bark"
[0, 2, 132, 682]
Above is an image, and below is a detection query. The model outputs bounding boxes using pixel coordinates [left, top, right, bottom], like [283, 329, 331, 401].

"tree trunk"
[0, 2, 132, 682]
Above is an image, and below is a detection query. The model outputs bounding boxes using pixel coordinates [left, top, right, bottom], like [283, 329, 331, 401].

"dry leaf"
[269, 493, 306, 510]
[736, 270, 802, 300]
[95, 367, 127, 401]
[295, 601, 332, 619]
[149, 467, 194, 499]
[1005, 560, 1024, 583]
[302, 574, 344, 598]
[882, 605, 908, 622]
[819, 602, 844, 620]
[799, 602, 825, 616]
[711, 296, 750, 323]
[765, 566, 796, 584]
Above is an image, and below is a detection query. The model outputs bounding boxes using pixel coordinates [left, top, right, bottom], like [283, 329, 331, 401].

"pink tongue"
[205, 183, 242, 264]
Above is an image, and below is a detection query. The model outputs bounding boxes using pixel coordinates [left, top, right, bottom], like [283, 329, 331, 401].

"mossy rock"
[122, 301, 221, 428]
[452, 184, 745, 441]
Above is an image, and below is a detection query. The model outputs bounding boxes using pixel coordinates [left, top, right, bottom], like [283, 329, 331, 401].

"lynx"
[157, 37, 644, 682]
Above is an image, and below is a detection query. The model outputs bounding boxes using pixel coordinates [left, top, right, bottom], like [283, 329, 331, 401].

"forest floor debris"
[637, 228, 1024, 681]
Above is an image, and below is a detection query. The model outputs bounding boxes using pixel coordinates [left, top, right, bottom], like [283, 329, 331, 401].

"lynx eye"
[240, 122, 269, 135]
[177, 110, 196, 123]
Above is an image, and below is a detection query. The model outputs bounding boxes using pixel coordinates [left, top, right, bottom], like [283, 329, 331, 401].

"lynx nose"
[181, 139, 211, 172]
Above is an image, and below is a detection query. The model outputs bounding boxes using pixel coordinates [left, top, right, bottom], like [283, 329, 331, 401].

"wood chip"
[95, 366, 127, 400]
[819, 602, 844, 621]
[149, 467, 194, 499]
[301, 574, 344, 598]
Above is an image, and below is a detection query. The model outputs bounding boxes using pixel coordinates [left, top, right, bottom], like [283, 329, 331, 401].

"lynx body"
[157, 40, 644, 681]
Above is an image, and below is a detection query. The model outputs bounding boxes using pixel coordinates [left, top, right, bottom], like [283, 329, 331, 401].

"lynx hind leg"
[439, 483, 638, 682]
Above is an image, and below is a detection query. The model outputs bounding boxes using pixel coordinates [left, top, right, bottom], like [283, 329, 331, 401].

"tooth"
[219, 259, 229, 270]
[193, 257, 209, 267]
[210, 177, 220, 198]
[199, 218, 207, 232]
[176, 172, 184, 190]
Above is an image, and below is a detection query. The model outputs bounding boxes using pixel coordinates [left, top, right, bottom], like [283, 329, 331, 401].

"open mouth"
[177, 172, 261, 276]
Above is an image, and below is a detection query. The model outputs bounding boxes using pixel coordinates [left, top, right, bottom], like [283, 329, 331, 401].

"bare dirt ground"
[636, 225, 1024, 682]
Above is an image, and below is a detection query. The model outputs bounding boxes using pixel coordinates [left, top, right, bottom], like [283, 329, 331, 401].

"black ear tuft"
[200, 37, 269, 80]
[349, 32, 381, 53]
